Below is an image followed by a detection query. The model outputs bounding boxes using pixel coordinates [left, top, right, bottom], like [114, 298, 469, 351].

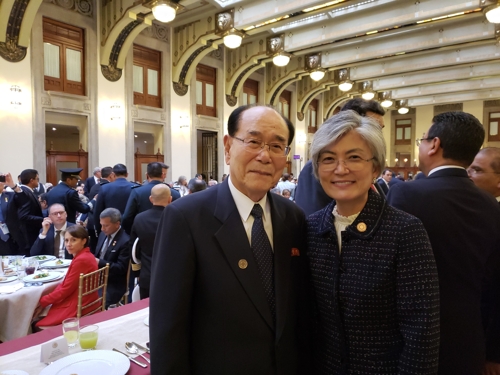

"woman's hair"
[310, 110, 386, 179]
[65, 225, 89, 247]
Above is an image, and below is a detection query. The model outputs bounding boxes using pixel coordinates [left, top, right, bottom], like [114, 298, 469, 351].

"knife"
[112, 348, 148, 368]
[132, 341, 150, 354]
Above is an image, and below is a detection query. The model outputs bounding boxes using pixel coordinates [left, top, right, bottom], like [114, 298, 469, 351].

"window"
[488, 111, 500, 142]
[196, 64, 216, 117]
[306, 99, 318, 133]
[133, 45, 161, 108]
[43, 18, 85, 96]
[278, 90, 291, 119]
[395, 118, 412, 145]
[242, 79, 258, 105]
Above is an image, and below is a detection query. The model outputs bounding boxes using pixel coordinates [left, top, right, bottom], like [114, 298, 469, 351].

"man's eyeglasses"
[467, 167, 500, 176]
[317, 155, 375, 172]
[232, 136, 290, 157]
[49, 211, 66, 216]
[416, 137, 434, 146]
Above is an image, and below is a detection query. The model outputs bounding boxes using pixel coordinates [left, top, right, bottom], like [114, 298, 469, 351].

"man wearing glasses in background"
[150, 105, 310, 375]
[468, 147, 500, 203]
[387, 112, 500, 375]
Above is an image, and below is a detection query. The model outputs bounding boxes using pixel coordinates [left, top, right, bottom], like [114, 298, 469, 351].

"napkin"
[0, 283, 23, 294]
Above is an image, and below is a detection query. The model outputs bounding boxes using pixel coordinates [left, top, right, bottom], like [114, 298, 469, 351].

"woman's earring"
[373, 177, 377, 183]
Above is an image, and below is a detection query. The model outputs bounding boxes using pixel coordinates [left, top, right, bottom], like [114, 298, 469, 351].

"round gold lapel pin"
[238, 259, 248, 269]
[356, 222, 367, 232]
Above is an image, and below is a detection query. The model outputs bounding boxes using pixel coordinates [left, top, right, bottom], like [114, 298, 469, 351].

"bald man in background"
[129, 184, 172, 299]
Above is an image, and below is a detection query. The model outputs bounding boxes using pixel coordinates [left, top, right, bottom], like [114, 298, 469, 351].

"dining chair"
[77, 263, 109, 319]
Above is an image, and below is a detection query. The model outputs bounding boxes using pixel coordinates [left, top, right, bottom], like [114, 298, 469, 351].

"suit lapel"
[214, 181, 274, 330]
[269, 193, 291, 342]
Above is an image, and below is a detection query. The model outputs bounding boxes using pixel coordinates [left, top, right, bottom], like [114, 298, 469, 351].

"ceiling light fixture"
[337, 68, 353, 92]
[396, 99, 410, 114]
[379, 91, 393, 108]
[305, 53, 326, 81]
[215, 9, 245, 49]
[148, 1, 179, 23]
[485, 2, 500, 23]
[267, 35, 291, 67]
[273, 53, 291, 67]
[310, 69, 326, 81]
[361, 81, 375, 100]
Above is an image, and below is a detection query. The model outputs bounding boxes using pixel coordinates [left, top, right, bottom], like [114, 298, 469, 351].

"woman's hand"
[32, 303, 44, 319]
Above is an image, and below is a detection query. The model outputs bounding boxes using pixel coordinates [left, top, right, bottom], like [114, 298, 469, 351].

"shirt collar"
[228, 176, 268, 223]
[496, 196, 500, 203]
[428, 165, 465, 176]
[108, 226, 121, 240]
[54, 222, 68, 233]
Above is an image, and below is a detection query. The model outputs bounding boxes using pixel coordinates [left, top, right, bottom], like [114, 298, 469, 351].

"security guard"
[46, 168, 95, 224]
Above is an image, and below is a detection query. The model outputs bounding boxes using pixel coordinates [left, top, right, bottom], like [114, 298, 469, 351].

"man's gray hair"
[100, 207, 121, 223]
[310, 110, 386, 179]
[93, 167, 101, 174]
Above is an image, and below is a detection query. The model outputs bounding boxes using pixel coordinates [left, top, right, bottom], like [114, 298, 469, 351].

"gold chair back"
[77, 263, 109, 319]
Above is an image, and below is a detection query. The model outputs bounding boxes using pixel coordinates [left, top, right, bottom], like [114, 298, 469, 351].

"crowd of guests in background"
[1, 99, 500, 374]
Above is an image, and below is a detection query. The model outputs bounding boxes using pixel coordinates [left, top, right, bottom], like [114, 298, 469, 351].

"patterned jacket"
[307, 190, 440, 375]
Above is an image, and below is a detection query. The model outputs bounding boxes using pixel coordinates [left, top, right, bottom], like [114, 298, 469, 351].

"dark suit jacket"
[47, 182, 93, 223]
[29, 222, 75, 259]
[18, 186, 43, 251]
[0, 190, 28, 255]
[96, 227, 130, 305]
[122, 180, 180, 234]
[129, 205, 164, 290]
[387, 168, 500, 374]
[83, 176, 97, 197]
[94, 178, 135, 235]
[376, 177, 389, 195]
[149, 179, 310, 375]
[295, 160, 332, 217]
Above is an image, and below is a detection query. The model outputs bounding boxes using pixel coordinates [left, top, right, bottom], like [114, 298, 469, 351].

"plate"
[23, 271, 63, 283]
[0, 370, 29, 375]
[0, 275, 18, 283]
[43, 259, 72, 268]
[29, 255, 56, 263]
[39, 350, 130, 375]
[144, 317, 149, 326]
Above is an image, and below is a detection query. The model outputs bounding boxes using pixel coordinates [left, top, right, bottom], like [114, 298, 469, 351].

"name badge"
[0, 223, 9, 235]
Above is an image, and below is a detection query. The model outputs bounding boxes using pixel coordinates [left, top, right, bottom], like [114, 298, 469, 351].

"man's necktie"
[100, 236, 112, 260]
[54, 230, 61, 257]
[0, 201, 9, 242]
[250, 204, 276, 326]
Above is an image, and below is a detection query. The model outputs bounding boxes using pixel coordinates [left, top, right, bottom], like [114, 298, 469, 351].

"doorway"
[197, 130, 218, 181]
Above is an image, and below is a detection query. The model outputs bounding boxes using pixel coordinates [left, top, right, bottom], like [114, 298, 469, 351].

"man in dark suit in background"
[0, 172, 27, 255]
[376, 169, 391, 195]
[468, 147, 500, 203]
[122, 162, 179, 234]
[95, 208, 130, 308]
[30, 203, 75, 259]
[46, 168, 95, 224]
[129, 184, 171, 299]
[387, 112, 500, 375]
[18, 169, 44, 252]
[94, 164, 135, 236]
[83, 167, 101, 197]
[150, 105, 310, 375]
[295, 98, 386, 216]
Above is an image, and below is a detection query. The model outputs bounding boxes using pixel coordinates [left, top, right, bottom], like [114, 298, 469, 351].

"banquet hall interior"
[0, 0, 500, 182]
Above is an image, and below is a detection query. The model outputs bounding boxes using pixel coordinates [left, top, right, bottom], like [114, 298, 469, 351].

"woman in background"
[307, 110, 440, 374]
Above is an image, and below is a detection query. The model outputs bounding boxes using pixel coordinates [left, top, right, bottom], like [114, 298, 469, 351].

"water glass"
[79, 324, 99, 350]
[62, 317, 79, 348]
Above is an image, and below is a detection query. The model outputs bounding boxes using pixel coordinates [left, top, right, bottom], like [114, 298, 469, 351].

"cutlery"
[125, 342, 150, 363]
[112, 348, 148, 367]
[132, 341, 150, 353]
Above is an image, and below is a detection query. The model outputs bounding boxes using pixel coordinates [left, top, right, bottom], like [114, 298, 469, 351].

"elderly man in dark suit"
[95, 207, 130, 308]
[129, 184, 171, 299]
[150, 105, 310, 375]
[18, 169, 44, 252]
[0, 172, 27, 255]
[94, 164, 136, 236]
[387, 112, 500, 375]
[30, 203, 75, 259]
[468, 147, 500, 203]
[122, 162, 179, 234]
[83, 167, 101, 197]
[46, 168, 95, 224]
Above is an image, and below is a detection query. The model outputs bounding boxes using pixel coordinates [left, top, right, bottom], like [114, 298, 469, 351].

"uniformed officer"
[46, 168, 95, 224]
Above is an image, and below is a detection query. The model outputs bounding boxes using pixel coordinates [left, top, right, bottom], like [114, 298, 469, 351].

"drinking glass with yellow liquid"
[62, 318, 79, 348]
[79, 324, 99, 350]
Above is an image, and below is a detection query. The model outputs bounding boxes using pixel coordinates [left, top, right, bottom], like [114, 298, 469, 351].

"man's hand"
[483, 362, 500, 375]
[41, 217, 52, 235]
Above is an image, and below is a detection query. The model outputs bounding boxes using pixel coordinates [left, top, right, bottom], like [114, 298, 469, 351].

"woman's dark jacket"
[307, 190, 440, 375]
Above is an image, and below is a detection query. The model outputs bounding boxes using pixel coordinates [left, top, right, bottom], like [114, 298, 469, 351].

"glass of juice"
[79, 324, 98, 350]
[62, 317, 79, 347]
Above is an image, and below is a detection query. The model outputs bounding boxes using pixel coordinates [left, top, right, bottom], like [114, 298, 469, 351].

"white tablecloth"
[0, 306, 149, 374]
[0, 270, 66, 342]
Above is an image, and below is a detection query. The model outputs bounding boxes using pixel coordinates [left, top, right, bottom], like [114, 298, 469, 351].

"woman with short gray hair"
[307, 110, 440, 374]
